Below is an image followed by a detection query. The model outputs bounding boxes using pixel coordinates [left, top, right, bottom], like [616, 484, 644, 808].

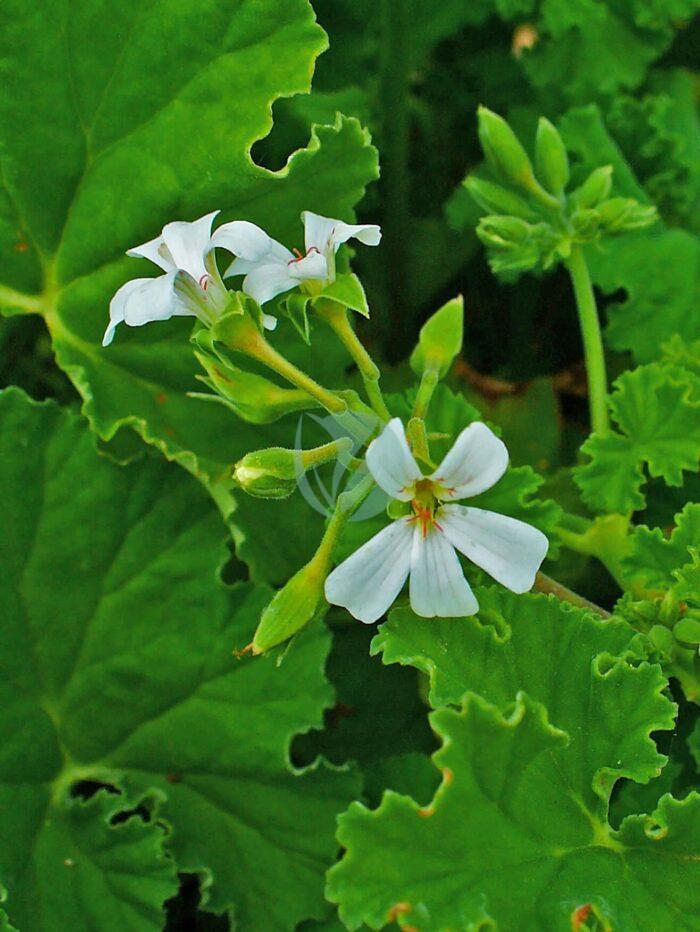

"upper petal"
[212, 220, 292, 264]
[430, 422, 508, 500]
[439, 504, 548, 594]
[409, 526, 479, 617]
[126, 233, 174, 273]
[324, 518, 413, 624]
[302, 210, 381, 253]
[160, 211, 220, 281]
[366, 418, 423, 501]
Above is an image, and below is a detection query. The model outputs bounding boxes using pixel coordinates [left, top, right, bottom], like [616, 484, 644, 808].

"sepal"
[534, 117, 569, 197]
[283, 273, 370, 344]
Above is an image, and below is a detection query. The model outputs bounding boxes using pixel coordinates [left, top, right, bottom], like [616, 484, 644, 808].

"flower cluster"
[103, 210, 380, 346]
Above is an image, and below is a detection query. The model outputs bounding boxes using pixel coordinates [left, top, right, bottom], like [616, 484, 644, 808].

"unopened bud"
[535, 117, 569, 197]
[234, 438, 352, 500]
[673, 615, 700, 647]
[253, 547, 330, 653]
[410, 295, 464, 379]
[597, 198, 657, 232]
[477, 106, 536, 190]
[193, 349, 314, 424]
[464, 176, 537, 220]
[570, 166, 613, 210]
[477, 215, 531, 247]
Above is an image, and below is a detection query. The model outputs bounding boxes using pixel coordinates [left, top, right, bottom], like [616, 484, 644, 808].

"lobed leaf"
[0, 389, 359, 930]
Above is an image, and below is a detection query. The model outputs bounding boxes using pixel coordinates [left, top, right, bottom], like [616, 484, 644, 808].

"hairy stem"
[565, 245, 609, 436]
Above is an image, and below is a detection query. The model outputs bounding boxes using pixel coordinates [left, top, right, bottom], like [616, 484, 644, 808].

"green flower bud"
[570, 208, 601, 240]
[649, 624, 674, 653]
[253, 550, 330, 653]
[597, 198, 658, 232]
[234, 438, 352, 500]
[673, 615, 700, 647]
[464, 176, 538, 220]
[477, 215, 531, 248]
[570, 166, 613, 210]
[410, 295, 464, 379]
[535, 117, 569, 197]
[477, 106, 536, 190]
[193, 349, 314, 424]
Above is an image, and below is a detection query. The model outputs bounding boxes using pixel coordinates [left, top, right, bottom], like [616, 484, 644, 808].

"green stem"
[565, 246, 609, 436]
[412, 367, 439, 420]
[317, 472, 377, 563]
[317, 302, 391, 421]
[556, 514, 633, 592]
[533, 572, 611, 619]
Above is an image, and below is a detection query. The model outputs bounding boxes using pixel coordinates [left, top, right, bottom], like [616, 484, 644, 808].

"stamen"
[199, 274, 210, 290]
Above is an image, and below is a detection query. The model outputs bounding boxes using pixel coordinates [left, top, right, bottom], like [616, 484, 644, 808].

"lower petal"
[409, 526, 479, 618]
[243, 263, 297, 305]
[324, 519, 413, 624]
[122, 271, 190, 327]
[440, 504, 549, 594]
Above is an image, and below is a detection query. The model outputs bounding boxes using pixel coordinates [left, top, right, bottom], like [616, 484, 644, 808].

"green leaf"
[560, 105, 700, 362]
[7, 791, 177, 932]
[0, 0, 378, 483]
[0, 389, 359, 930]
[574, 362, 700, 513]
[497, 0, 699, 101]
[327, 591, 694, 930]
[622, 504, 700, 593]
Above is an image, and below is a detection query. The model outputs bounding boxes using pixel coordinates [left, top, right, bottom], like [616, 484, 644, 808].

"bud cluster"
[467, 107, 658, 275]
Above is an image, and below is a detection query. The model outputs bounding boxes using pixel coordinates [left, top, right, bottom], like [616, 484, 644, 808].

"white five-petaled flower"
[218, 210, 381, 306]
[103, 211, 277, 347]
[325, 418, 549, 623]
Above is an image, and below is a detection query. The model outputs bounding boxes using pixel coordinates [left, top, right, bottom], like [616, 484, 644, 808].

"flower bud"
[252, 548, 330, 653]
[597, 198, 658, 232]
[193, 348, 314, 424]
[477, 215, 531, 247]
[535, 117, 569, 197]
[464, 176, 537, 220]
[477, 106, 536, 190]
[410, 295, 464, 379]
[234, 438, 353, 500]
[570, 166, 613, 210]
[673, 615, 700, 647]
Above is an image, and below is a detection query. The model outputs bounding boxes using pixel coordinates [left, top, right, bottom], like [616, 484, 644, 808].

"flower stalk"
[565, 245, 610, 436]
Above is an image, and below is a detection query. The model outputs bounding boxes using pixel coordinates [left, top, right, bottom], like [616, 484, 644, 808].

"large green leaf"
[0, 389, 359, 930]
[574, 362, 700, 514]
[0, 0, 378, 484]
[328, 694, 700, 931]
[326, 589, 698, 929]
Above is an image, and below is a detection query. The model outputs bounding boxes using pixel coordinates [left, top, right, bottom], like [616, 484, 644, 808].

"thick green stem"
[565, 246, 609, 436]
[317, 302, 391, 422]
[380, 0, 411, 356]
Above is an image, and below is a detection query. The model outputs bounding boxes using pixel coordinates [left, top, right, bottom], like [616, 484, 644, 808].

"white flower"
[325, 418, 549, 623]
[103, 211, 277, 347]
[218, 210, 381, 306]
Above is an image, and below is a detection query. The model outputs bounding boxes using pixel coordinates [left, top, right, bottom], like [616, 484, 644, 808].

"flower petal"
[366, 418, 423, 501]
[409, 526, 479, 617]
[430, 422, 508, 500]
[440, 504, 549, 593]
[263, 314, 278, 331]
[324, 518, 413, 624]
[241, 262, 298, 305]
[302, 210, 381, 253]
[288, 250, 328, 281]
[160, 211, 219, 281]
[126, 234, 174, 272]
[103, 273, 190, 345]
[212, 220, 292, 264]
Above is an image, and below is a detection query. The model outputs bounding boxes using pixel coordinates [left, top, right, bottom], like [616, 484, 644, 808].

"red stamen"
[199, 274, 209, 290]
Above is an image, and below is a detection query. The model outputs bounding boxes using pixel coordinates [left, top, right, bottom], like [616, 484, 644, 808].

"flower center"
[408, 479, 442, 539]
